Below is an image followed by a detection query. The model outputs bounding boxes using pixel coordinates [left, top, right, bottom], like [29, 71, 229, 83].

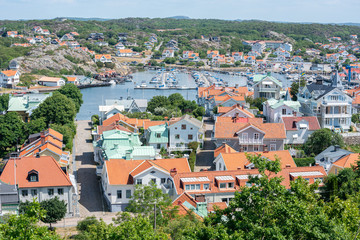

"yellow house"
[328, 153, 360, 175]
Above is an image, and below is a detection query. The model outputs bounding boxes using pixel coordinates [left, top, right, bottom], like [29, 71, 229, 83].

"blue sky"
[0, 0, 359, 23]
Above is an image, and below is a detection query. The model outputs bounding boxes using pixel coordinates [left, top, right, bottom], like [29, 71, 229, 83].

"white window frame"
[270, 144, 276, 151]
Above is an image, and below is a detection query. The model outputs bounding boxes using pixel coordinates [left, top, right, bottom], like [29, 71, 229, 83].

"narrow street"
[74, 120, 105, 217]
[195, 117, 216, 172]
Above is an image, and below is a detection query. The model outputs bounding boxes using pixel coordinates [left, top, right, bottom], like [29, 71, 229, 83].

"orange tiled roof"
[173, 165, 326, 195]
[105, 158, 191, 185]
[214, 121, 286, 139]
[214, 144, 237, 158]
[118, 49, 133, 53]
[103, 113, 128, 126]
[0, 156, 72, 188]
[333, 153, 360, 169]
[97, 123, 133, 135]
[66, 77, 77, 82]
[353, 95, 360, 105]
[1, 70, 18, 77]
[143, 120, 167, 129]
[218, 104, 255, 118]
[219, 150, 296, 170]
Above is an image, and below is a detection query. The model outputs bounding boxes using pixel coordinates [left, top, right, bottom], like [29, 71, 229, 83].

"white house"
[115, 42, 125, 50]
[280, 43, 293, 52]
[0, 70, 20, 88]
[232, 52, 244, 62]
[281, 116, 321, 145]
[94, 54, 112, 63]
[244, 56, 256, 65]
[116, 49, 133, 57]
[38, 76, 65, 87]
[0, 156, 77, 216]
[263, 91, 301, 123]
[253, 73, 282, 99]
[168, 115, 203, 152]
[100, 158, 191, 212]
[162, 49, 175, 59]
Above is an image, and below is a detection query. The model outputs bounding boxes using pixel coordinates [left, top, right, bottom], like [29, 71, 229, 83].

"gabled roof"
[218, 150, 296, 170]
[253, 74, 282, 87]
[281, 116, 320, 131]
[265, 98, 300, 111]
[143, 120, 167, 130]
[1, 70, 18, 77]
[105, 158, 191, 185]
[38, 76, 63, 82]
[169, 114, 202, 129]
[0, 156, 72, 188]
[214, 144, 237, 158]
[214, 121, 286, 139]
[218, 104, 255, 118]
[97, 123, 133, 135]
[332, 153, 360, 169]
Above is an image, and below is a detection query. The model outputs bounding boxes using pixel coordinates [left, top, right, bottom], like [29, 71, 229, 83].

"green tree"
[304, 128, 344, 155]
[0, 93, 9, 112]
[193, 106, 205, 118]
[96, 61, 104, 68]
[168, 93, 184, 107]
[56, 84, 83, 112]
[125, 182, 176, 227]
[0, 200, 62, 240]
[0, 112, 26, 157]
[147, 96, 170, 113]
[290, 79, 306, 101]
[32, 92, 76, 126]
[352, 113, 360, 123]
[40, 197, 67, 228]
[49, 123, 76, 150]
[190, 154, 350, 239]
[26, 117, 47, 135]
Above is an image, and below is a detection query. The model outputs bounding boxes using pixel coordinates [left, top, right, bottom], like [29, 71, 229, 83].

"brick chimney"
[170, 168, 177, 178]
[40, 131, 45, 145]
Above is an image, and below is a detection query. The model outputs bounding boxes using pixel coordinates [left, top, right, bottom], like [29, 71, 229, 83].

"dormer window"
[156, 133, 161, 138]
[28, 170, 39, 182]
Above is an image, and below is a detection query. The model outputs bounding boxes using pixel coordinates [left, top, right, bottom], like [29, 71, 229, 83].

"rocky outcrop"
[14, 45, 130, 75]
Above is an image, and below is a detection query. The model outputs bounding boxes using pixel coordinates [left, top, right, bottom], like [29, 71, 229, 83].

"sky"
[0, 0, 359, 23]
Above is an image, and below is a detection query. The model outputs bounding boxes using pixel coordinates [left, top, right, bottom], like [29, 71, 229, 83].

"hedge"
[188, 151, 196, 172]
[294, 157, 315, 167]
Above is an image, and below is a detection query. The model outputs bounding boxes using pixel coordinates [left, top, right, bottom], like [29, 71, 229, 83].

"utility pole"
[153, 202, 156, 230]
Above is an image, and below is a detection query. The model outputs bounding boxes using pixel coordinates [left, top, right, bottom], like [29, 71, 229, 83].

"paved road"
[195, 118, 216, 172]
[75, 120, 105, 217]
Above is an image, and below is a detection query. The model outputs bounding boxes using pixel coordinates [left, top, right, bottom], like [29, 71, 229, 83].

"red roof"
[281, 116, 320, 131]
[0, 156, 72, 188]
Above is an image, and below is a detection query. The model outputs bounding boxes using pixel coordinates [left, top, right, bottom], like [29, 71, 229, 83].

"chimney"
[170, 168, 177, 177]
[315, 163, 319, 166]
[40, 131, 45, 145]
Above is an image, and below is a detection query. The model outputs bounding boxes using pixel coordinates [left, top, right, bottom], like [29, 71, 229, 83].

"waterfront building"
[0, 69, 20, 88]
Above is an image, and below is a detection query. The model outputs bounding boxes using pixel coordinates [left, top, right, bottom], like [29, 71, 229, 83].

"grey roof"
[331, 70, 343, 90]
[305, 83, 335, 100]
[315, 146, 352, 163]
[172, 114, 203, 129]
[0, 181, 19, 205]
[133, 99, 148, 108]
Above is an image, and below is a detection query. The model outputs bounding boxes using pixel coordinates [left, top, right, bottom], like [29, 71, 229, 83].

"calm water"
[76, 70, 288, 120]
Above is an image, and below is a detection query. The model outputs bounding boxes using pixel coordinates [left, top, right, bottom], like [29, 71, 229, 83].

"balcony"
[168, 146, 191, 152]
[239, 138, 263, 145]
[257, 87, 278, 92]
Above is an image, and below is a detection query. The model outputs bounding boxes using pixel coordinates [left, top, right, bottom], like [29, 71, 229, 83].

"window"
[246, 182, 252, 187]
[219, 183, 226, 189]
[117, 190, 122, 199]
[190, 127, 193, 130]
[175, 134, 180, 139]
[30, 175, 38, 182]
[28, 170, 39, 182]
[22, 190, 28, 197]
[126, 190, 131, 198]
[242, 133, 248, 141]
[188, 134, 193, 140]
[157, 144, 161, 149]
[243, 145, 248, 152]
[156, 133, 161, 138]
[161, 178, 166, 184]
[219, 163, 222, 170]
[195, 184, 200, 190]
[136, 179, 142, 185]
[185, 185, 190, 190]
[254, 145, 259, 152]
[151, 178, 156, 184]
[181, 124, 186, 130]
[31, 189, 37, 196]
[335, 169, 338, 174]
[304, 178, 310, 182]
[282, 109, 286, 115]
[203, 184, 209, 190]
[48, 189, 54, 196]
[254, 133, 259, 140]
[270, 144, 276, 151]
[221, 198, 228, 203]
[325, 119, 331, 125]
[228, 182, 234, 188]
[58, 188, 64, 195]
[191, 184, 195, 190]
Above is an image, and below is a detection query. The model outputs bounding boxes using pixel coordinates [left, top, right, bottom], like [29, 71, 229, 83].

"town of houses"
[2, 25, 360, 219]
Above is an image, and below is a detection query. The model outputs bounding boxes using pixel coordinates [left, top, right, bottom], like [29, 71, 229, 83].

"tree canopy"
[303, 128, 344, 155]
[40, 197, 67, 228]
[56, 84, 83, 112]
